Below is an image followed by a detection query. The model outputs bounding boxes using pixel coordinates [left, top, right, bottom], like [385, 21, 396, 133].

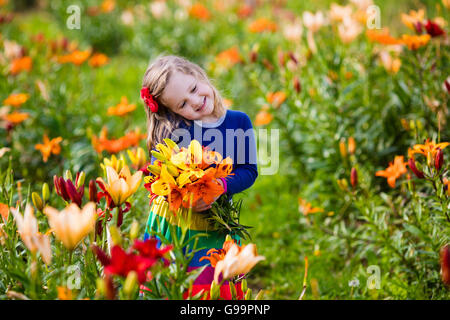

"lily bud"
[225, 234, 233, 242]
[32, 192, 44, 211]
[89, 179, 98, 202]
[105, 274, 116, 300]
[288, 51, 298, 65]
[42, 183, 50, 202]
[278, 50, 285, 67]
[293, 76, 301, 94]
[348, 137, 356, 155]
[151, 150, 167, 161]
[65, 180, 82, 207]
[108, 226, 122, 246]
[435, 148, 443, 171]
[339, 139, 347, 158]
[129, 220, 139, 241]
[64, 170, 73, 181]
[229, 282, 237, 299]
[241, 278, 247, 293]
[408, 158, 425, 179]
[249, 50, 258, 63]
[123, 271, 138, 297]
[444, 78, 450, 94]
[76, 171, 86, 189]
[210, 279, 221, 300]
[440, 244, 450, 286]
[244, 288, 252, 300]
[96, 278, 106, 298]
[350, 167, 358, 188]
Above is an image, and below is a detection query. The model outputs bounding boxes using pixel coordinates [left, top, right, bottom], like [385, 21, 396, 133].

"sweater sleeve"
[223, 113, 258, 196]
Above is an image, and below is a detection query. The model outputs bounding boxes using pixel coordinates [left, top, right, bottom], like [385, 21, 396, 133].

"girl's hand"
[193, 179, 225, 212]
[193, 198, 212, 212]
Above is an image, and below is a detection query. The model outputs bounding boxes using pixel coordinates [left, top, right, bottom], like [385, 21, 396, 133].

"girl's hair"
[142, 55, 226, 152]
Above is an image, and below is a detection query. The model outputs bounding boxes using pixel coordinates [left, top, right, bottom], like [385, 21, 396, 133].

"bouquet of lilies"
[144, 138, 251, 239]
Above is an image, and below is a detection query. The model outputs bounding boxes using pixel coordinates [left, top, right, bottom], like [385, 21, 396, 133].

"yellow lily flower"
[44, 202, 97, 251]
[100, 154, 126, 174]
[127, 147, 147, 169]
[97, 165, 143, 206]
[10, 204, 52, 265]
[151, 164, 177, 196]
[188, 139, 203, 166]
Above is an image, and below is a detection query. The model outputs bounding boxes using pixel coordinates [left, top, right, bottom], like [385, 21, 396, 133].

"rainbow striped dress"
[143, 195, 243, 299]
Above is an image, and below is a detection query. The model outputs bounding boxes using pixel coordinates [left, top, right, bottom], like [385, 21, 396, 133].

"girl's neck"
[196, 114, 220, 123]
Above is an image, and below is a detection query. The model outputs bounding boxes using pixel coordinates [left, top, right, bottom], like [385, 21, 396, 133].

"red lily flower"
[425, 20, 445, 37]
[133, 238, 173, 266]
[93, 244, 155, 284]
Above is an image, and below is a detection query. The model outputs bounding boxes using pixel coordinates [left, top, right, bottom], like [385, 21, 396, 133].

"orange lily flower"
[44, 202, 97, 251]
[188, 3, 211, 21]
[88, 53, 109, 68]
[35, 134, 63, 163]
[107, 96, 136, 116]
[266, 91, 286, 109]
[92, 127, 146, 154]
[254, 107, 273, 126]
[215, 47, 242, 69]
[10, 56, 32, 75]
[96, 165, 142, 207]
[57, 286, 73, 300]
[57, 50, 91, 65]
[200, 238, 239, 267]
[185, 169, 224, 207]
[248, 18, 278, 33]
[401, 34, 430, 50]
[3, 111, 30, 125]
[0, 202, 8, 223]
[366, 28, 403, 45]
[410, 139, 449, 159]
[222, 98, 233, 108]
[375, 155, 408, 188]
[298, 198, 324, 216]
[401, 9, 425, 31]
[3, 93, 29, 107]
[100, 0, 115, 13]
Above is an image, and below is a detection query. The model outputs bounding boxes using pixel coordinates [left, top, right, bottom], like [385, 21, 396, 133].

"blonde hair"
[142, 55, 226, 153]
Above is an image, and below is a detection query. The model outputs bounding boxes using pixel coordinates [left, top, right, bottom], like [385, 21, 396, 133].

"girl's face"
[160, 71, 215, 121]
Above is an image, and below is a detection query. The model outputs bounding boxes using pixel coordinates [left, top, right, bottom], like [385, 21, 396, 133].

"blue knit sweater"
[152, 110, 258, 196]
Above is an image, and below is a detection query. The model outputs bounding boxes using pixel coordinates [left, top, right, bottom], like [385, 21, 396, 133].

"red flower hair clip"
[140, 87, 158, 113]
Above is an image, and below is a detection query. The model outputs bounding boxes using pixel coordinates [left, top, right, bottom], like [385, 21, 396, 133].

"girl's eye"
[191, 85, 197, 93]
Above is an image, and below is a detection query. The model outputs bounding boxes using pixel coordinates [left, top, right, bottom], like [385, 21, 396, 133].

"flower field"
[1, 0, 450, 300]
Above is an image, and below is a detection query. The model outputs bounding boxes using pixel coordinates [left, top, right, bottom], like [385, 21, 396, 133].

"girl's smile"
[160, 71, 217, 123]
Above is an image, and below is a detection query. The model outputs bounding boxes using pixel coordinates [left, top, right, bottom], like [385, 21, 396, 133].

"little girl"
[141, 55, 258, 299]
